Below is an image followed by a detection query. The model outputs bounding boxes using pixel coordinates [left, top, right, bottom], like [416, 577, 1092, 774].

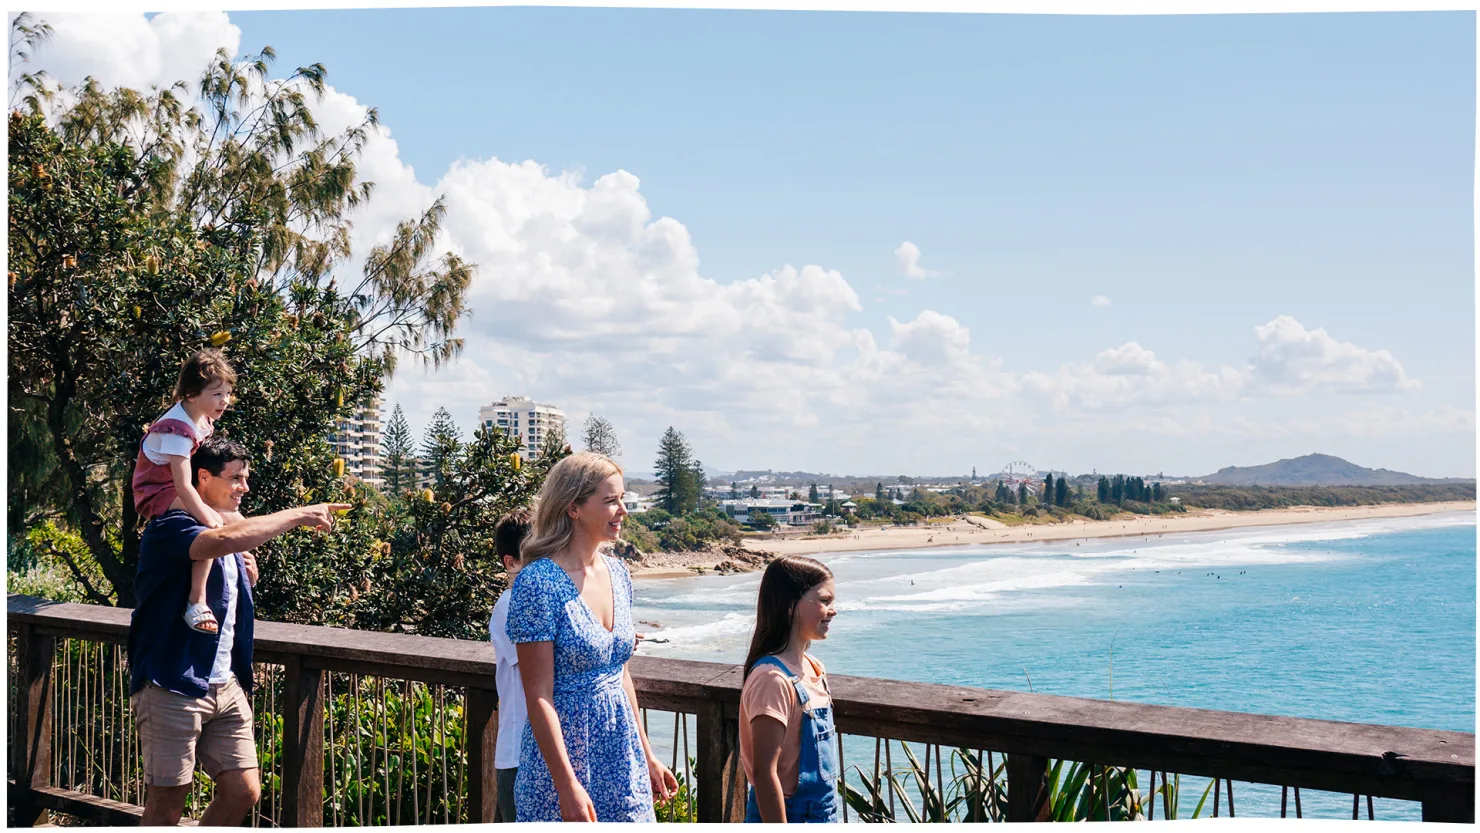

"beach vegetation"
[1171, 483, 1473, 511]
[623, 506, 741, 554]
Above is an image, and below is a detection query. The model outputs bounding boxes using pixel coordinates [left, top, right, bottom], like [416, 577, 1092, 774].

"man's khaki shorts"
[130, 679, 259, 786]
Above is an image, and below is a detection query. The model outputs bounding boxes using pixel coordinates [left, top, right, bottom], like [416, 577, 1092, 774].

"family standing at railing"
[124, 351, 842, 825]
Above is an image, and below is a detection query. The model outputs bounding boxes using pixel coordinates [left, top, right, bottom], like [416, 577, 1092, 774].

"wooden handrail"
[7, 594, 1475, 824]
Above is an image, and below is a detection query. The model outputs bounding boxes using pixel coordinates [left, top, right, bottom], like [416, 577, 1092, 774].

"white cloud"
[888, 310, 971, 365]
[893, 241, 938, 279]
[1020, 316, 1420, 414]
[1251, 315, 1419, 394]
[1022, 342, 1247, 412]
[1091, 294, 1111, 307]
[17, 12, 239, 93]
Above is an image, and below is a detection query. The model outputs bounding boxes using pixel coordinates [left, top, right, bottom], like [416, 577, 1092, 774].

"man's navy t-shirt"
[127, 510, 255, 697]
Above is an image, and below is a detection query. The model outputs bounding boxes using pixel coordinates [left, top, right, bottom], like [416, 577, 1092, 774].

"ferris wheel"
[1000, 461, 1036, 485]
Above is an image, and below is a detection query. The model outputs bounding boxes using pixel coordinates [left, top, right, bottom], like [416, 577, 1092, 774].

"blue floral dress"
[506, 554, 654, 822]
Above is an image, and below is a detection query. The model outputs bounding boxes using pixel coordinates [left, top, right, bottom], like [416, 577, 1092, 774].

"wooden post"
[465, 687, 500, 823]
[1006, 752, 1050, 823]
[1420, 784, 1475, 824]
[696, 701, 745, 823]
[280, 658, 324, 827]
[12, 624, 55, 827]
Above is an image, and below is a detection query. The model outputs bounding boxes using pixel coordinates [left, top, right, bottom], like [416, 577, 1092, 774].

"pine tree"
[1017, 482, 1028, 505]
[1152, 482, 1163, 502]
[875, 482, 885, 501]
[750, 484, 761, 499]
[420, 407, 462, 489]
[689, 458, 708, 508]
[1055, 475, 1069, 507]
[654, 427, 696, 515]
[808, 483, 820, 503]
[1043, 473, 1055, 507]
[381, 404, 416, 495]
[1097, 476, 1110, 503]
[730, 481, 740, 499]
[581, 414, 622, 459]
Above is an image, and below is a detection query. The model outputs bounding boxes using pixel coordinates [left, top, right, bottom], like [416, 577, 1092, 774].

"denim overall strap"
[744, 655, 841, 823]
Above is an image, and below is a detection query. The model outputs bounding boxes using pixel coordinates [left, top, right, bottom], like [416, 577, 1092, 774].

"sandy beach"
[628, 501, 1474, 578]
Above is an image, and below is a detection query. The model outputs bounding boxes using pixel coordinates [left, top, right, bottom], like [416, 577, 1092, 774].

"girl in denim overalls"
[739, 556, 840, 823]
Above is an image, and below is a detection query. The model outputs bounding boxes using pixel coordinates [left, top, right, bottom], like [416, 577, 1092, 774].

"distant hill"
[1198, 454, 1468, 486]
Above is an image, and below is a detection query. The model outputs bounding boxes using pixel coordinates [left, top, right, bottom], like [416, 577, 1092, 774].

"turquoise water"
[633, 512, 1476, 820]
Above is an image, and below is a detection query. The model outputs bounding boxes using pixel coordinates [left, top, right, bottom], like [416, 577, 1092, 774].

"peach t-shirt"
[739, 654, 830, 796]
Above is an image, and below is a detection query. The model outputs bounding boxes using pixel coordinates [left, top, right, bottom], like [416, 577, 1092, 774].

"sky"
[17, 7, 1476, 477]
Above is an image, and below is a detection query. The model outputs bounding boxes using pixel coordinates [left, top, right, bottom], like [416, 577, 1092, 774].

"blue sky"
[32, 9, 1477, 476]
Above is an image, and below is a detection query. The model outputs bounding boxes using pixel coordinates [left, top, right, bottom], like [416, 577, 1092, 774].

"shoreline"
[628, 500, 1475, 579]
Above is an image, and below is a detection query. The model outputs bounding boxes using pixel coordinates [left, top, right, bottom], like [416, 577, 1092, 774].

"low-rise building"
[719, 499, 822, 526]
[622, 491, 655, 514]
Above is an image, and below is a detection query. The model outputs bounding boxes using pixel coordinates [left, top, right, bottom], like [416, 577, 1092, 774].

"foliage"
[653, 427, 700, 515]
[7, 23, 473, 608]
[745, 511, 781, 532]
[1171, 483, 1474, 511]
[419, 406, 461, 489]
[581, 413, 622, 460]
[380, 404, 416, 494]
[654, 759, 697, 823]
[626, 506, 741, 553]
[260, 425, 567, 639]
[6, 522, 109, 603]
[841, 744, 1218, 823]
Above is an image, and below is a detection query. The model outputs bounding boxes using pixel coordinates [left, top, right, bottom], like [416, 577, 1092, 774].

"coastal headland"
[628, 500, 1475, 578]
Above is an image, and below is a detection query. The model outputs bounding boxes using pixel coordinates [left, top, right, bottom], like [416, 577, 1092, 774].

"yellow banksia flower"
[440, 502, 453, 514]
[333, 458, 345, 478]
[132, 305, 142, 319]
[511, 453, 522, 472]
[421, 489, 434, 502]
[209, 330, 231, 347]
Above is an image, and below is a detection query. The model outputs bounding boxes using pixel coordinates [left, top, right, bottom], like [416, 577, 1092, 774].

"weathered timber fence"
[7, 594, 1475, 825]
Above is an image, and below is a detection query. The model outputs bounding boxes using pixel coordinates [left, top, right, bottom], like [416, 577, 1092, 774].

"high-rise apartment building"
[329, 394, 384, 488]
[477, 396, 567, 460]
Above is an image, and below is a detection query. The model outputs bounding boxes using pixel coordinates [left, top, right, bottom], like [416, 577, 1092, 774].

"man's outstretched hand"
[300, 504, 354, 531]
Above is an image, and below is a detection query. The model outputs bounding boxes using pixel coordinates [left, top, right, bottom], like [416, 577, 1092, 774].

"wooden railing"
[7, 594, 1475, 825]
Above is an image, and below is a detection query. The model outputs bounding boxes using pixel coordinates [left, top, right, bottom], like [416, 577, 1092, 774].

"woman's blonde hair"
[521, 452, 623, 564]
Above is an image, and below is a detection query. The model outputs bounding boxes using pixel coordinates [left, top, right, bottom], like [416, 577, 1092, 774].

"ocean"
[632, 511, 1476, 820]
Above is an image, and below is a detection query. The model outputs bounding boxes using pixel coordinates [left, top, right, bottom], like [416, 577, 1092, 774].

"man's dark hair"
[494, 508, 533, 562]
[191, 436, 250, 487]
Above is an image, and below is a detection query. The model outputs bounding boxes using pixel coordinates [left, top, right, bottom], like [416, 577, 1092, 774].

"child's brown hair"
[173, 349, 238, 401]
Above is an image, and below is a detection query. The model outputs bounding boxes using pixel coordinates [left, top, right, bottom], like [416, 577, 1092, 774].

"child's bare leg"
[184, 557, 218, 634]
[188, 557, 212, 605]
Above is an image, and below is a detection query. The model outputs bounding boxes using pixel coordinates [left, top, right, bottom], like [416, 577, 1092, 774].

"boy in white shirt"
[487, 509, 531, 823]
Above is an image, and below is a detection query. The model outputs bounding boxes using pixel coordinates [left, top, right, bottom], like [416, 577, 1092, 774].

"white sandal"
[183, 602, 219, 635]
